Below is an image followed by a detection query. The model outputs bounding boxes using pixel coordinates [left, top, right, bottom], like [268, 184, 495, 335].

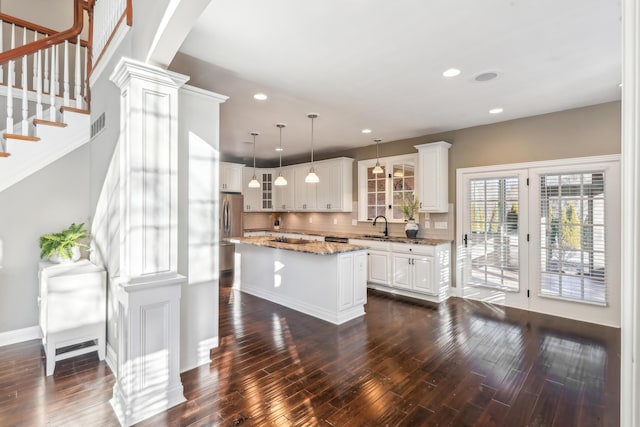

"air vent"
[91, 113, 106, 138]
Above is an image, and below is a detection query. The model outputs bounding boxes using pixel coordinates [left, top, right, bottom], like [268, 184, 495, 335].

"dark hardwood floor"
[0, 276, 620, 426]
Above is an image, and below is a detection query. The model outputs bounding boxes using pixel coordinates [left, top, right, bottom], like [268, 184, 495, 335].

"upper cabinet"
[242, 167, 275, 212]
[315, 158, 353, 212]
[220, 162, 244, 193]
[293, 164, 317, 211]
[415, 141, 451, 213]
[273, 167, 295, 211]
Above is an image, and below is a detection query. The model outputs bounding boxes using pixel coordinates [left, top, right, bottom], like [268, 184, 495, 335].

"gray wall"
[0, 145, 91, 333]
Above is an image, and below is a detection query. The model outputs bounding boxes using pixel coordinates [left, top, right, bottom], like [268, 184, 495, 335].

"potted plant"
[270, 212, 282, 230]
[39, 223, 88, 263]
[400, 194, 420, 238]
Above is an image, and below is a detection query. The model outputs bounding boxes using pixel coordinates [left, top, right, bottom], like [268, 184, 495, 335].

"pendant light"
[274, 123, 288, 186]
[305, 113, 320, 183]
[248, 132, 260, 188]
[372, 138, 383, 174]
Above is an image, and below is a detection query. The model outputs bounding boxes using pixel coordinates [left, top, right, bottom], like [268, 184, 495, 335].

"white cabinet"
[391, 252, 413, 290]
[391, 243, 440, 296]
[368, 250, 391, 285]
[315, 158, 353, 212]
[242, 167, 262, 211]
[38, 260, 106, 376]
[294, 164, 317, 210]
[415, 141, 451, 213]
[220, 162, 244, 193]
[242, 167, 275, 211]
[349, 239, 391, 286]
[392, 249, 436, 294]
[273, 167, 295, 211]
[350, 238, 451, 303]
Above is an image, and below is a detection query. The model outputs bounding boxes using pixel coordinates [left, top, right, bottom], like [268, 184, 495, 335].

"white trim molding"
[0, 325, 42, 347]
[621, 0, 640, 424]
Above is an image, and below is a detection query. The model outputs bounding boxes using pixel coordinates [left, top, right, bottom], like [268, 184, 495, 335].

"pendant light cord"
[310, 116, 315, 165]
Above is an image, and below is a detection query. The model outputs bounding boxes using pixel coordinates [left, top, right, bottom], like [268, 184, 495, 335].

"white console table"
[38, 259, 106, 376]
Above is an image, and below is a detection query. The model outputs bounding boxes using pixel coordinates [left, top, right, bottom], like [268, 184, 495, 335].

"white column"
[179, 85, 228, 372]
[109, 58, 189, 427]
[621, 0, 640, 425]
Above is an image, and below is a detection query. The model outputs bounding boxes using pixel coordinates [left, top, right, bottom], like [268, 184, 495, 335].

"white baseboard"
[106, 342, 117, 377]
[0, 325, 42, 347]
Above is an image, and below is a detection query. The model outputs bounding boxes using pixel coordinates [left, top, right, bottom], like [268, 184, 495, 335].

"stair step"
[4, 133, 41, 142]
[0, 152, 10, 157]
[61, 106, 90, 115]
[33, 119, 68, 128]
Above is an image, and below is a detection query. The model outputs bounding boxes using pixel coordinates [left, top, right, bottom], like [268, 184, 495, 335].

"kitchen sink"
[361, 234, 389, 239]
[271, 237, 311, 245]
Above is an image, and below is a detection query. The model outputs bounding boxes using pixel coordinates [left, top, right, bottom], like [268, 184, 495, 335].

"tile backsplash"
[243, 202, 454, 241]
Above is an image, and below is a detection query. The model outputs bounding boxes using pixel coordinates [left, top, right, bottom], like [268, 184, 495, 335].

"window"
[539, 172, 606, 304]
[468, 176, 520, 291]
[358, 155, 417, 222]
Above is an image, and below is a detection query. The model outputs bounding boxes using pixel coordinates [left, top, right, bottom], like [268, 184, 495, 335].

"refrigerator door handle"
[224, 200, 231, 237]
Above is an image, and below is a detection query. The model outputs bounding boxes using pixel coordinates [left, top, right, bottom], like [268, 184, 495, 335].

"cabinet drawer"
[348, 239, 391, 251]
[390, 243, 435, 256]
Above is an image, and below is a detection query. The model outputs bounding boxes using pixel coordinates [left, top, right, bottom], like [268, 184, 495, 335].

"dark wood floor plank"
[0, 280, 620, 426]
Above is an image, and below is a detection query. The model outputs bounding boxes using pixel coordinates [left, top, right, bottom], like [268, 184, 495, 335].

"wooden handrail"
[0, 0, 85, 64]
[0, 14, 89, 47]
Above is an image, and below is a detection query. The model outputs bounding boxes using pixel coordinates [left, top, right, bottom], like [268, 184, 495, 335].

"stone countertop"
[227, 236, 368, 255]
[243, 228, 452, 246]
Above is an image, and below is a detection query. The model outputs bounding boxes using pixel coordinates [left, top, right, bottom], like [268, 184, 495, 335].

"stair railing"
[0, 0, 91, 154]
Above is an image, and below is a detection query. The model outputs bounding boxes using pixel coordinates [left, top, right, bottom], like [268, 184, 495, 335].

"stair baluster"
[6, 24, 15, 134]
[43, 40, 49, 93]
[49, 45, 56, 121]
[0, 18, 4, 85]
[21, 27, 28, 135]
[63, 40, 69, 106]
[75, 35, 82, 108]
[36, 46, 43, 119]
[32, 31, 38, 89]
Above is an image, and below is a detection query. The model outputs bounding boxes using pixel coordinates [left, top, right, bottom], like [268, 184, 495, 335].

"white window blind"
[539, 172, 607, 305]
[468, 177, 520, 291]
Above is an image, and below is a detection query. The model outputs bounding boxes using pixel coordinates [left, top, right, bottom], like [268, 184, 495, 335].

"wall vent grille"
[91, 113, 106, 138]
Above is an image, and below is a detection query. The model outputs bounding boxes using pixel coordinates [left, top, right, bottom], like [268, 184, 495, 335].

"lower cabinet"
[350, 238, 451, 303]
[368, 249, 391, 285]
[392, 250, 436, 295]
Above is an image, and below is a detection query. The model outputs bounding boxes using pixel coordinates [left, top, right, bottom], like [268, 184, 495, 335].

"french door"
[457, 157, 620, 326]
[459, 169, 529, 309]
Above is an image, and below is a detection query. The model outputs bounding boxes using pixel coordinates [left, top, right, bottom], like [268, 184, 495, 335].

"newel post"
[108, 58, 189, 426]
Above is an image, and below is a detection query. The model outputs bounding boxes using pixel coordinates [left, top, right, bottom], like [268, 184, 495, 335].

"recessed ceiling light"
[443, 68, 461, 77]
[361, 129, 372, 134]
[489, 108, 504, 114]
[275, 147, 283, 152]
[619, 83, 623, 88]
[253, 93, 267, 100]
[475, 72, 499, 82]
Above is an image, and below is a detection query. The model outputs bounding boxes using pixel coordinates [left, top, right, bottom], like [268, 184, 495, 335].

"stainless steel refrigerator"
[220, 193, 243, 272]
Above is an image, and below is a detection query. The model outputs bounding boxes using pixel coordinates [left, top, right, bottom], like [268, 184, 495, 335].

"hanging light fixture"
[248, 132, 260, 188]
[305, 113, 320, 183]
[372, 138, 383, 174]
[274, 123, 288, 186]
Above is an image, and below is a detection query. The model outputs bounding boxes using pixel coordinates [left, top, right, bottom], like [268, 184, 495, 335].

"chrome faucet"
[373, 215, 388, 237]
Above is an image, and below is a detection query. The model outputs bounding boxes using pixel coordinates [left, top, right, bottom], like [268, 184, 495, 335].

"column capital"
[109, 57, 189, 91]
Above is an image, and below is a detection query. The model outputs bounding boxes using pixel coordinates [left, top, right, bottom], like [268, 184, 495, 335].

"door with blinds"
[527, 160, 620, 326]
[458, 157, 620, 326]
[459, 170, 530, 309]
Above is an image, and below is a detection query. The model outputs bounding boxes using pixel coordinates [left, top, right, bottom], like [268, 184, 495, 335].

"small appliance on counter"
[220, 192, 243, 272]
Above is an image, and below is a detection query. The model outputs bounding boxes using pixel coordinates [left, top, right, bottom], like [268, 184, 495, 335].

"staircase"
[0, 1, 91, 193]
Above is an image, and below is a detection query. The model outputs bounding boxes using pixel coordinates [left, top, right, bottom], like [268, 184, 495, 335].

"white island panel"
[235, 243, 367, 325]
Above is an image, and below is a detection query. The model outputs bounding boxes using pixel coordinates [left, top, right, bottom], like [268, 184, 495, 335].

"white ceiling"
[174, 0, 622, 163]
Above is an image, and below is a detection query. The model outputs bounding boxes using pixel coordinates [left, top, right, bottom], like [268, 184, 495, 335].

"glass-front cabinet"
[359, 154, 417, 222]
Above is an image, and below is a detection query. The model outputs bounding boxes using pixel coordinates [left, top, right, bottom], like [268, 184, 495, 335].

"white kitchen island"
[230, 236, 368, 325]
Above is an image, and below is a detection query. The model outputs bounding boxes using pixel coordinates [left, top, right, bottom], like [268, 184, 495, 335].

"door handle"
[463, 234, 468, 247]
